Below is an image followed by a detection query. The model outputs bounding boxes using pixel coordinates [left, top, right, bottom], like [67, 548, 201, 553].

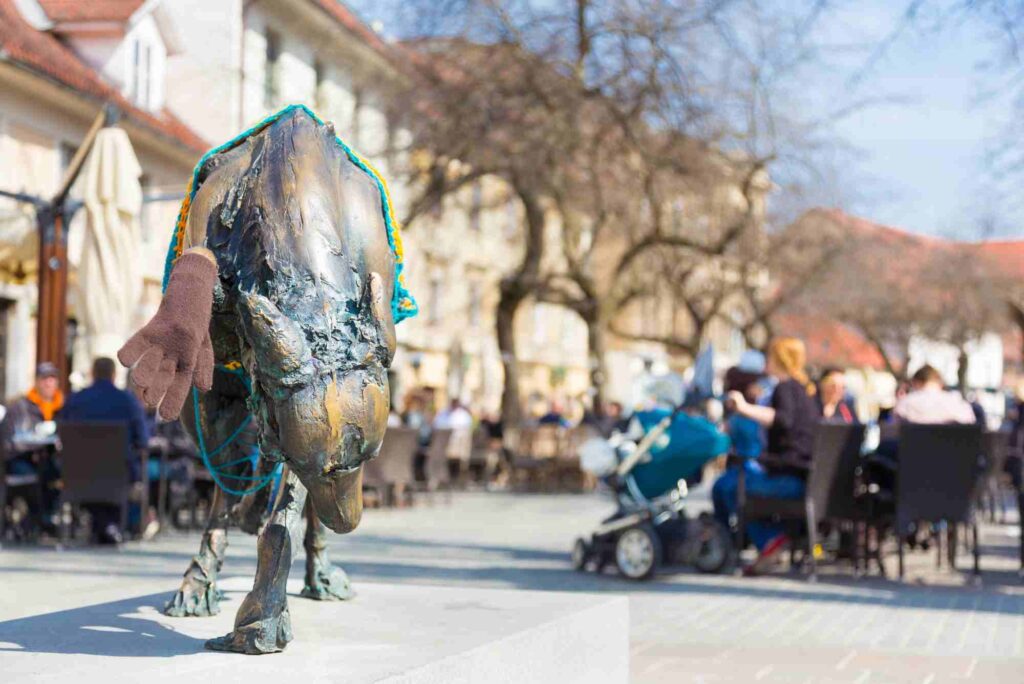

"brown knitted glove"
[118, 249, 217, 420]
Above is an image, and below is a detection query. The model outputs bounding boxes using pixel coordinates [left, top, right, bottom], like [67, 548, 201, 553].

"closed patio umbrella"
[71, 127, 143, 383]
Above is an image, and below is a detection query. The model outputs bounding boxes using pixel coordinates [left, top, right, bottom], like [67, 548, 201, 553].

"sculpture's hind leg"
[166, 372, 256, 617]
[206, 469, 306, 654]
[300, 499, 354, 601]
[165, 487, 229, 617]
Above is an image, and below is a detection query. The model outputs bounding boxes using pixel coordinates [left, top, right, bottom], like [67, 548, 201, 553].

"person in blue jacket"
[60, 356, 150, 543]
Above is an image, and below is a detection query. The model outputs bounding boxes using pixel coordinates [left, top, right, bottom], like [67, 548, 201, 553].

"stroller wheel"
[615, 524, 662, 580]
[571, 537, 590, 571]
[694, 520, 731, 574]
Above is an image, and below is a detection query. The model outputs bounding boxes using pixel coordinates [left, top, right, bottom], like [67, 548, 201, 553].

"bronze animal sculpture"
[119, 105, 415, 654]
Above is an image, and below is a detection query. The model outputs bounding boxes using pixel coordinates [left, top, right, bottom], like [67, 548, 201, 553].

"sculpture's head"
[183, 106, 413, 533]
[236, 272, 396, 534]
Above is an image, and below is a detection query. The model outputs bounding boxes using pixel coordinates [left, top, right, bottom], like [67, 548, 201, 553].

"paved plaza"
[1, 489, 1022, 682]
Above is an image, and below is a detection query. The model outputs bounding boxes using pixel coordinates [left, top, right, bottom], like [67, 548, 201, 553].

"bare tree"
[377, 0, 861, 423]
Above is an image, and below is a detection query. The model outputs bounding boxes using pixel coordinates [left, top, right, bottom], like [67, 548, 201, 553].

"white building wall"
[908, 333, 1005, 390]
[162, 0, 242, 142]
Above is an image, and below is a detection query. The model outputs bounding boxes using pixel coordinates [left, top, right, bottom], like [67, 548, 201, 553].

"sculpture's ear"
[368, 272, 396, 366]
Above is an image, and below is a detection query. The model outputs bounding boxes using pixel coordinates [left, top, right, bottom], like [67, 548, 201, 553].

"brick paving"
[0, 490, 1022, 682]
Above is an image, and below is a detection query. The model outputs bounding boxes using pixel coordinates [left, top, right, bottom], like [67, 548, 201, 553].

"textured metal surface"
[167, 108, 395, 652]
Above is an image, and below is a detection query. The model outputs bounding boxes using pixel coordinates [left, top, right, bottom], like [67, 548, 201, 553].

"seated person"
[817, 367, 858, 424]
[713, 337, 820, 575]
[583, 400, 630, 439]
[60, 357, 150, 544]
[893, 364, 976, 426]
[1, 362, 65, 531]
[726, 379, 765, 459]
[537, 400, 571, 428]
[874, 364, 977, 462]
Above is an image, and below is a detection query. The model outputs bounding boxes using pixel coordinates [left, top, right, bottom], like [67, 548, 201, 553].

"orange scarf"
[27, 387, 64, 420]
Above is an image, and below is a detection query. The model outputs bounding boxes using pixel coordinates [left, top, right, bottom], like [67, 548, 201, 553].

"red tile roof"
[776, 312, 887, 371]
[791, 208, 1024, 368]
[975, 240, 1024, 280]
[36, 0, 144, 23]
[0, 0, 206, 154]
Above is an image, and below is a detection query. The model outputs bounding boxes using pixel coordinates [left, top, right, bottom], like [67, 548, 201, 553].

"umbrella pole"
[34, 105, 114, 392]
[35, 205, 74, 393]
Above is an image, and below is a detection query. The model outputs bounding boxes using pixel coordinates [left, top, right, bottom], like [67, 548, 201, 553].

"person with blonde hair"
[712, 337, 821, 575]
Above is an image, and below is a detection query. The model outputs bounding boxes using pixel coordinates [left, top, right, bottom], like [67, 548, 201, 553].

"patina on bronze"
[121, 108, 399, 654]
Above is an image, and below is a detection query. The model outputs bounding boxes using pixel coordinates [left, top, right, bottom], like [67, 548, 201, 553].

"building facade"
[0, 0, 206, 396]
[1, 0, 765, 419]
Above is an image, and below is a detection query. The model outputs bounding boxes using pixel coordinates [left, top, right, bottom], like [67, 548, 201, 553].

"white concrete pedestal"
[0, 578, 629, 683]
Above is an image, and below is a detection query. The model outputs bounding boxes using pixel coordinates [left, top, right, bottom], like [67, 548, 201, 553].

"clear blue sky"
[801, 2, 1020, 239]
[348, 1, 1021, 239]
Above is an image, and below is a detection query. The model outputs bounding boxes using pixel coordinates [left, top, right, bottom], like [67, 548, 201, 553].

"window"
[313, 60, 326, 111]
[504, 198, 518, 240]
[126, 38, 153, 109]
[468, 281, 481, 328]
[350, 87, 363, 145]
[138, 174, 151, 241]
[264, 30, 281, 108]
[0, 298, 11, 399]
[140, 43, 152, 108]
[428, 277, 442, 325]
[469, 181, 482, 232]
[58, 142, 77, 176]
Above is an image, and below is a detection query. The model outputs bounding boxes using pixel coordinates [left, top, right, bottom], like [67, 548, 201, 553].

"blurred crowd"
[4, 337, 1023, 556]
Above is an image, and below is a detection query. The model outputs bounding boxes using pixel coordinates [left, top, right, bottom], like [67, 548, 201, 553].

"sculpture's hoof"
[164, 581, 221, 617]
[205, 608, 293, 654]
[300, 565, 354, 601]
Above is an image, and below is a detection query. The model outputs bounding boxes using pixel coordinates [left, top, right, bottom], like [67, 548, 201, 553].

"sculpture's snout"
[272, 370, 387, 533]
[306, 463, 364, 533]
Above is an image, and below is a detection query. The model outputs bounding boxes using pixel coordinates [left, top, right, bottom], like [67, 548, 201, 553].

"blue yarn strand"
[192, 387, 279, 497]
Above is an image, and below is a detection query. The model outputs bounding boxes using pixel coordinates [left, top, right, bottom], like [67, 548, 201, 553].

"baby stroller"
[572, 406, 732, 580]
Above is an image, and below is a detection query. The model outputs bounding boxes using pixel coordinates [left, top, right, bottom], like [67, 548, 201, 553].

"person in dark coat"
[59, 357, 150, 543]
[715, 337, 821, 575]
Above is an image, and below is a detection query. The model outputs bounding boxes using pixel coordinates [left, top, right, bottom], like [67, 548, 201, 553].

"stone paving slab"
[1, 491, 1022, 683]
[0, 578, 628, 683]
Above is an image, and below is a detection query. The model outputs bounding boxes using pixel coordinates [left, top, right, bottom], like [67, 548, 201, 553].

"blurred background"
[0, 1, 1023, 681]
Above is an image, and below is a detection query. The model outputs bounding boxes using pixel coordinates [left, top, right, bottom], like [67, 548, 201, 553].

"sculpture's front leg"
[301, 500, 354, 601]
[165, 487, 229, 617]
[206, 469, 307, 654]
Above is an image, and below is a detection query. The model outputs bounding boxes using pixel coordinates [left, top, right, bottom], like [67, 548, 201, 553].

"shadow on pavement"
[0, 593, 206, 657]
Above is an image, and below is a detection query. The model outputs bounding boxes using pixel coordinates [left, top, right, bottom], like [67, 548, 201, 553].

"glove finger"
[193, 334, 214, 392]
[159, 369, 194, 422]
[143, 358, 177, 408]
[118, 331, 150, 368]
[131, 348, 164, 388]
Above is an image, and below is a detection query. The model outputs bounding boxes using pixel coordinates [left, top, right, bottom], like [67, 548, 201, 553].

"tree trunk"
[497, 286, 523, 445]
[584, 310, 608, 416]
[956, 345, 969, 397]
[498, 185, 546, 449]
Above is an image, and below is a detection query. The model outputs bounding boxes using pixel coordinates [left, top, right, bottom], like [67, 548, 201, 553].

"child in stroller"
[573, 405, 733, 579]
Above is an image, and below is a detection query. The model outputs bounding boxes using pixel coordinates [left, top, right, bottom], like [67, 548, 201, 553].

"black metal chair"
[2, 439, 48, 543]
[57, 422, 133, 544]
[978, 430, 1011, 522]
[894, 423, 984, 580]
[738, 423, 867, 580]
